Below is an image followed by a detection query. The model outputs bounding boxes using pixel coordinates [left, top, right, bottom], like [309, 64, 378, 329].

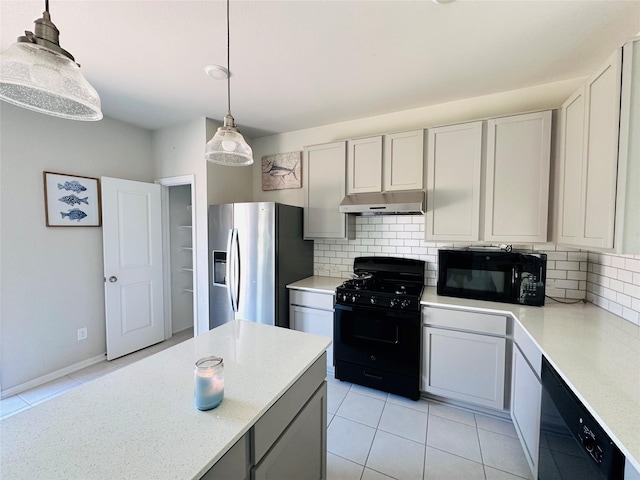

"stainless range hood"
[339, 190, 425, 215]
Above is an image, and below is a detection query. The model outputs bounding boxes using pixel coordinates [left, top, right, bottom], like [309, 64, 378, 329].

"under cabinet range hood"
[339, 190, 425, 215]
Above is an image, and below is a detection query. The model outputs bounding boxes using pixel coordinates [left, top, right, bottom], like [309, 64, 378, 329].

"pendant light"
[204, 0, 253, 166]
[0, 0, 102, 121]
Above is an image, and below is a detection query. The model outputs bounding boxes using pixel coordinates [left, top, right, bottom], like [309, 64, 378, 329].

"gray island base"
[0, 320, 331, 479]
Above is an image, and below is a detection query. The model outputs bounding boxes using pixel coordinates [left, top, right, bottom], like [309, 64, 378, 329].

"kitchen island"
[0, 320, 331, 479]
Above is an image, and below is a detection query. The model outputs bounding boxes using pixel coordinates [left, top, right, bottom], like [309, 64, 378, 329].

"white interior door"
[102, 177, 165, 360]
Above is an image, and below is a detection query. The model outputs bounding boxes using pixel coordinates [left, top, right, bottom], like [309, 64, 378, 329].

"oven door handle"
[353, 333, 399, 345]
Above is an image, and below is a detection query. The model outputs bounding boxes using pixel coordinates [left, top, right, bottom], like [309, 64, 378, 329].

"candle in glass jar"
[194, 356, 224, 411]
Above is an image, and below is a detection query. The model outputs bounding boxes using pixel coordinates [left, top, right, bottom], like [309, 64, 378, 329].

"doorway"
[158, 175, 197, 340]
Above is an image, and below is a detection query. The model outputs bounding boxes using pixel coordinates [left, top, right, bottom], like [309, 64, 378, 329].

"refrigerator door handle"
[232, 227, 240, 312]
[226, 228, 239, 312]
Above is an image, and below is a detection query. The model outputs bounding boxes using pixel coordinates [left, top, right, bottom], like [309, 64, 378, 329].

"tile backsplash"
[313, 215, 640, 326]
[587, 253, 640, 325]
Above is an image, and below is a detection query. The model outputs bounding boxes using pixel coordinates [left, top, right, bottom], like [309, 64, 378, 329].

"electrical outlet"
[77, 327, 88, 341]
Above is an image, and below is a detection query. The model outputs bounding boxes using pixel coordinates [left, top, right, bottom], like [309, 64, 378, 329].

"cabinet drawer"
[289, 290, 334, 311]
[513, 321, 542, 377]
[423, 307, 507, 336]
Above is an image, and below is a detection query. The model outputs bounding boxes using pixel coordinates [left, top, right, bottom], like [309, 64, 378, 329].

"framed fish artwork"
[261, 152, 302, 191]
[43, 172, 101, 227]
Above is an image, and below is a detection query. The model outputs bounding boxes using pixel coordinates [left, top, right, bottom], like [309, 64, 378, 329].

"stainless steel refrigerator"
[208, 202, 314, 330]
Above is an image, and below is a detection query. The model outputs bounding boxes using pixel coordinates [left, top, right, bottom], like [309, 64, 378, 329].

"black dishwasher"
[538, 357, 625, 480]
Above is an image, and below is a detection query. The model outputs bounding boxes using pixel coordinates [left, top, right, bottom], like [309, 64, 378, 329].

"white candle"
[194, 356, 224, 410]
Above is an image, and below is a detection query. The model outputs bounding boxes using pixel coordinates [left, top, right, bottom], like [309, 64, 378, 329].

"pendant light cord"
[226, 0, 231, 116]
[45, 0, 49, 13]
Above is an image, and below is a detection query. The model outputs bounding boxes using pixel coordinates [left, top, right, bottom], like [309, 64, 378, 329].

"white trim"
[1, 354, 106, 399]
[156, 175, 197, 339]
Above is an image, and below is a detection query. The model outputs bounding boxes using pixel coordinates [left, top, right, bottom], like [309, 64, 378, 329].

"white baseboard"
[1, 353, 107, 399]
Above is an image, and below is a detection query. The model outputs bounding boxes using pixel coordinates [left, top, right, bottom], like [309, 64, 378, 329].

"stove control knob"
[390, 299, 397, 308]
[582, 435, 595, 453]
[341, 293, 348, 302]
[400, 300, 411, 309]
[370, 296, 377, 305]
[351, 294, 358, 303]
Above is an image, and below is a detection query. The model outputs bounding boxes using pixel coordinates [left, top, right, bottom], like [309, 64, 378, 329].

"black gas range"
[333, 256, 425, 400]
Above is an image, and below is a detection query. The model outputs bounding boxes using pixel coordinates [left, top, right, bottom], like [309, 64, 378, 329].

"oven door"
[437, 250, 517, 303]
[333, 303, 420, 378]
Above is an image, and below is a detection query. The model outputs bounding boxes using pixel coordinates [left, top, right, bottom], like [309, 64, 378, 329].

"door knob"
[109, 276, 118, 283]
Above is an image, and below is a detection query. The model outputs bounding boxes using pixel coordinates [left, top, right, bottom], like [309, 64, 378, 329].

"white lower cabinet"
[511, 346, 541, 479]
[290, 290, 335, 374]
[510, 320, 542, 480]
[626, 459, 640, 480]
[421, 307, 507, 410]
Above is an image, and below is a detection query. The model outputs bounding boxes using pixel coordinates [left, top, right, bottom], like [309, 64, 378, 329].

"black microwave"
[437, 249, 547, 306]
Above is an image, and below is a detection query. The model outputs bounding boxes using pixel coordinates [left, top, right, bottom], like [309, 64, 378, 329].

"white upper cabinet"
[383, 130, 424, 192]
[557, 43, 640, 253]
[303, 141, 350, 239]
[485, 111, 552, 243]
[557, 89, 585, 245]
[617, 37, 640, 254]
[581, 49, 622, 249]
[425, 121, 483, 242]
[346, 136, 383, 194]
[345, 130, 424, 195]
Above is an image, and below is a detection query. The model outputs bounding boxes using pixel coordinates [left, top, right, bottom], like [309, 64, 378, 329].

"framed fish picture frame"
[43, 172, 101, 227]
[261, 151, 302, 191]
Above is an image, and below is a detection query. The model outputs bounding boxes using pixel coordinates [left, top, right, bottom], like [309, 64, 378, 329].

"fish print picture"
[61, 209, 88, 222]
[58, 181, 87, 193]
[44, 172, 101, 227]
[261, 151, 302, 191]
[58, 195, 89, 206]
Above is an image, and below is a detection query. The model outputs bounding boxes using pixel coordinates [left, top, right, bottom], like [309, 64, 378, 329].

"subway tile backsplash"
[587, 253, 640, 325]
[312, 215, 640, 326]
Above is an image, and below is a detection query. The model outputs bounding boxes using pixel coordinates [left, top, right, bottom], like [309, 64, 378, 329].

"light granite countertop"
[420, 287, 640, 472]
[287, 276, 640, 471]
[287, 275, 344, 293]
[0, 320, 331, 479]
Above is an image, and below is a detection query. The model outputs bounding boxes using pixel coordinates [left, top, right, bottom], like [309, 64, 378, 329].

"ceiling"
[2, 1, 640, 139]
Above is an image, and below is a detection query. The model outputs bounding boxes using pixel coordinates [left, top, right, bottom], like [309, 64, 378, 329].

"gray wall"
[1, 103, 155, 391]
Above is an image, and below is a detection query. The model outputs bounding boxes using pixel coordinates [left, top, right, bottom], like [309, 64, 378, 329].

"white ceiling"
[2, 0, 640, 139]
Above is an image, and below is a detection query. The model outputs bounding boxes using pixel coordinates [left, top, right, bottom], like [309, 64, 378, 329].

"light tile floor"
[0, 329, 193, 420]
[326, 376, 533, 480]
[2, 339, 532, 480]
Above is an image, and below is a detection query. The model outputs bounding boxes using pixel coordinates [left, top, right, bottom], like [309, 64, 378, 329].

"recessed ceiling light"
[433, 0, 456, 4]
[204, 65, 229, 80]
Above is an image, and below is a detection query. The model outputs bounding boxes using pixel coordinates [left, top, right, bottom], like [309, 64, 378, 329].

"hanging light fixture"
[204, 0, 253, 166]
[0, 0, 102, 121]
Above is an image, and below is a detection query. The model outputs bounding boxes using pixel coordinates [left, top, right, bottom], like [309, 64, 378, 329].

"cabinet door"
[581, 49, 623, 249]
[303, 142, 347, 239]
[511, 346, 541, 479]
[383, 130, 424, 191]
[200, 434, 250, 480]
[346, 136, 383, 194]
[425, 122, 483, 241]
[252, 382, 327, 480]
[290, 305, 334, 373]
[422, 326, 506, 410]
[485, 111, 551, 243]
[557, 88, 586, 245]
